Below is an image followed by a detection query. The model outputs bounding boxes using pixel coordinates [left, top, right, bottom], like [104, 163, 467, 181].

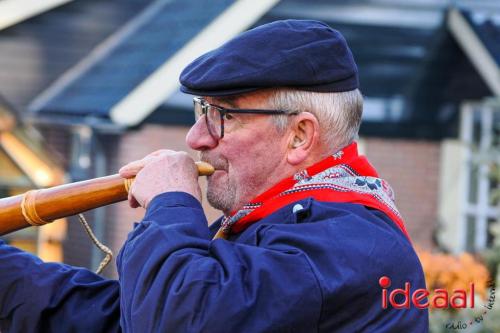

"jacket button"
[292, 204, 304, 214]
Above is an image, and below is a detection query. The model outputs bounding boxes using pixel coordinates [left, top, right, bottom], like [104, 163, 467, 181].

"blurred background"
[0, 0, 498, 331]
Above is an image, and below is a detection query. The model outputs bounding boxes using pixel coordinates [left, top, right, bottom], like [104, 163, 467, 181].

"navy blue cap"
[180, 19, 358, 96]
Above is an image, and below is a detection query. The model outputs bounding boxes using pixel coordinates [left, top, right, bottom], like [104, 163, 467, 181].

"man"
[0, 20, 428, 332]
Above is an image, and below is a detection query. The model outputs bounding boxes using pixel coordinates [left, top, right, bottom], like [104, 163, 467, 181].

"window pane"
[466, 215, 476, 252]
[468, 162, 479, 204]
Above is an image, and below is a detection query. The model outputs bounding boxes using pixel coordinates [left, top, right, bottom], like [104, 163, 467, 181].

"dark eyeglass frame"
[193, 97, 298, 139]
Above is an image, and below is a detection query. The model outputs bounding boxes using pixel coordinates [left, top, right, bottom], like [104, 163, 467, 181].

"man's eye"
[222, 113, 234, 121]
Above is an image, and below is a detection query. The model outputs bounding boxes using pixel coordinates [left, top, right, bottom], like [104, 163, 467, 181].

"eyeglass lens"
[194, 99, 223, 139]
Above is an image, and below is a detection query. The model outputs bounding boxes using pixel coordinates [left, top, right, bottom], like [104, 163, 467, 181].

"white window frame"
[457, 100, 500, 252]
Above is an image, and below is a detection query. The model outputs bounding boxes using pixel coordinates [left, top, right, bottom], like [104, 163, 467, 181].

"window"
[459, 101, 499, 252]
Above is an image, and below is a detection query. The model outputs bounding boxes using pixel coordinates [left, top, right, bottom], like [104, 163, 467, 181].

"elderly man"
[0, 20, 428, 332]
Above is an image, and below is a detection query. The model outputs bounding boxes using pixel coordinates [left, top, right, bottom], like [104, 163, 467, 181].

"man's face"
[186, 92, 289, 214]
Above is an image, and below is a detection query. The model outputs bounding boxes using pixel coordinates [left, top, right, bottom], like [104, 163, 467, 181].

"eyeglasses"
[193, 97, 297, 139]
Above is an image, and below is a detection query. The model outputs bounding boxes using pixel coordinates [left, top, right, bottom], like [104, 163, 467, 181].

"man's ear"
[286, 112, 320, 165]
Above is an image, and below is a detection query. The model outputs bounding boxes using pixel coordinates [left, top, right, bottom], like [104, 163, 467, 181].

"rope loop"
[77, 214, 113, 274]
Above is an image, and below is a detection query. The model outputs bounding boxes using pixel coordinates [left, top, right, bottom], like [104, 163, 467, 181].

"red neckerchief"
[213, 142, 410, 240]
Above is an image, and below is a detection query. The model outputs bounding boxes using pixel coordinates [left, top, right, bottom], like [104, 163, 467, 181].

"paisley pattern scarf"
[214, 142, 410, 240]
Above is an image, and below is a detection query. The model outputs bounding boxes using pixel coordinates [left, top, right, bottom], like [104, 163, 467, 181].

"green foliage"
[483, 222, 500, 281]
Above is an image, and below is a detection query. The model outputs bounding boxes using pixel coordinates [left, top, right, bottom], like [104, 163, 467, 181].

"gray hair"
[267, 88, 363, 152]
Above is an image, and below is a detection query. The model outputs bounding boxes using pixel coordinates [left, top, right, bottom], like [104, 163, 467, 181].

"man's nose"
[186, 117, 218, 151]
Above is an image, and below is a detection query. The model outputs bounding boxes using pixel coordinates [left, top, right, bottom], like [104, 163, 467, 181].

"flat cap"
[180, 19, 358, 96]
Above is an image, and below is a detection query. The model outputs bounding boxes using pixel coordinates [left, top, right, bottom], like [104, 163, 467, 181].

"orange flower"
[415, 247, 490, 308]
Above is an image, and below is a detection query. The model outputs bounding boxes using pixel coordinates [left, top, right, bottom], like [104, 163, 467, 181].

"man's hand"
[118, 150, 201, 209]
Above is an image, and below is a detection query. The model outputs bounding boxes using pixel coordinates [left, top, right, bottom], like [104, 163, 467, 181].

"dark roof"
[0, 0, 152, 111]
[4, 0, 497, 139]
[32, 0, 235, 119]
[259, 0, 447, 97]
[153, 0, 490, 139]
[461, 8, 500, 67]
[252, 0, 493, 138]
[153, 0, 454, 128]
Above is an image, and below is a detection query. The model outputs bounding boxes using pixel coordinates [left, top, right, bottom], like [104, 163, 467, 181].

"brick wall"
[38, 126, 71, 169]
[363, 138, 440, 249]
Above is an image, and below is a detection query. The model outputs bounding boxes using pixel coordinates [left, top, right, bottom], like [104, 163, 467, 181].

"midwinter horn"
[0, 161, 214, 236]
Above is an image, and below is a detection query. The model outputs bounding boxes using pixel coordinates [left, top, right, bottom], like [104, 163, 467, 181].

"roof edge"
[447, 7, 500, 97]
[27, 0, 171, 115]
[109, 0, 281, 127]
[0, 0, 73, 31]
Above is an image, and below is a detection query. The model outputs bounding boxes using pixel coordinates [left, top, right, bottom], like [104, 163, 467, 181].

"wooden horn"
[0, 161, 214, 236]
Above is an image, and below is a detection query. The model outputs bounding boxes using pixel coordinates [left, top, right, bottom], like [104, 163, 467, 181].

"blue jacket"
[0, 192, 428, 332]
[0, 241, 120, 332]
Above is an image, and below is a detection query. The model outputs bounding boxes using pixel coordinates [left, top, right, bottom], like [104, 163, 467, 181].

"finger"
[119, 153, 166, 178]
[119, 160, 146, 178]
[128, 189, 140, 208]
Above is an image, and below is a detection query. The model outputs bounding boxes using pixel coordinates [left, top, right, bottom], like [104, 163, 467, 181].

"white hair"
[267, 88, 363, 152]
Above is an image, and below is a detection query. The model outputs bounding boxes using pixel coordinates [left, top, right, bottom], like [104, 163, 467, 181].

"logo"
[379, 276, 475, 309]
